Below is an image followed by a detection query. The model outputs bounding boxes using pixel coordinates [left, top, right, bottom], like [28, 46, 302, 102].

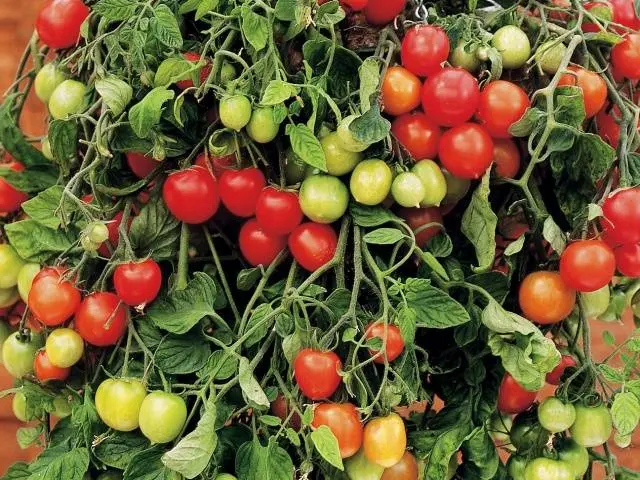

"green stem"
[176, 223, 190, 291]
[203, 226, 241, 325]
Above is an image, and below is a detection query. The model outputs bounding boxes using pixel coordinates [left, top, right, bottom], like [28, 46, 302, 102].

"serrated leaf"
[261, 80, 299, 106]
[612, 392, 640, 435]
[92, 0, 139, 21]
[128, 87, 175, 138]
[241, 7, 269, 51]
[151, 4, 183, 49]
[405, 278, 470, 329]
[96, 76, 133, 117]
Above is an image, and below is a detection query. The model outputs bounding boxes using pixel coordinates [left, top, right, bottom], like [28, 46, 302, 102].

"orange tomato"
[363, 413, 407, 467]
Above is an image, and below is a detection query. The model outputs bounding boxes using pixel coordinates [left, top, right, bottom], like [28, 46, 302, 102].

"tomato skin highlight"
[288, 222, 338, 272]
[219, 167, 266, 218]
[114, 259, 162, 307]
[163, 166, 219, 224]
[293, 348, 342, 400]
[523, 458, 574, 480]
[28, 267, 81, 327]
[492, 138, 521, 178]
[365, 323, 405, 364]
[519, 271, 576, 324]
[238, 218, 287, 267]
[546, 354, 577, 385]
[34, 350, 70, 382]
[312, 403, 363, 458]
[438, 123, 494, 180]
[477, 80, 530, 138]
[36, 0, 90, 50]
[381, 66, 422, 117]
[255, 187, 303, 236]
[421, 68, 480, 127]
[363, 413, 407, 468]
[75, 292, 128, 347]
[497, 373, 537, 414]
[364, 0, 406, 25]
[559, 240, 615, 292]
[611, 33, 640, 80]
[401, 25, 450, 78]
[391, 112, 442, 161]
[0, 160, 28, 213]
[558, 66, 607, 118]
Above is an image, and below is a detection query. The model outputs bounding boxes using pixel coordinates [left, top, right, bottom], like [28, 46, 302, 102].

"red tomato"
[364, 0, 406, 25]
[0, 160, 28, 213]
[381, 451, 419, 480]
[293, 348, 342, 400]
[421, 68, 479, 127]
[610, 0, 640, 29]
[602, 187, 640, 246]
[195, 151, 236, 179]
[558, 66, 607, 118]
[548, 0, 571, 21]
[97, 211, 133, 258]
[397, 207, 442, 248]
[583, 1, 614, 32]
[271, 394, 302, 430]
[497, 373, 538, 414]
[477, 81, 530, 138]
[126, 152, 158, 179]
[312, 403, 363, 458]
[401, 25, 450, 78]
[163, 166, 219, 224]
[493, 138, 521, 178]
[35, 0, 89, 49]
[596, 106, 622, 148]
[391, 112, 441, 160]
[28, 267, 81, 327]
[615, 243, 640, 277]
[559, 240, 616, 292]
[365, 323, 405, 364]
[341, 0, 369, 11]
[113, 259, 162, 307]
[176, 52, 213, 90]
[34, 350, 70, 382]
[519, 271, 576, 325]
[255, 187, 303, 236]
[611, 34, 640, 80]
[239, 218, 287, 267]
[381, 66, 422, 117]
[219, 167, 266, 218]
[546, 355, 577, 385]
[439, 123, 494, 180]
[288, 223, 338, 272]
[75, 292, 128, 347]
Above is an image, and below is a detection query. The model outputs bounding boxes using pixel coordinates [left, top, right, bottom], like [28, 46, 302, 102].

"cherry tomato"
[75, 292, 128, 347]
[614, 243, 640, 277]
[381, 66, 422, 117]
[255, 187, 303, 236]
[345, 449, 385, 480]
[219, 95, 252, 131]
[0, 245, 26, 289]
[238, 218, 287, 267]
[36, 0, 89, 49]
[312, 403, 363, 458]
[365, 323, 404, 364]
[497, 373, 537, 414]
[364, 0, 406, 25]
[350, 160, 393, 206]
[401, 25, 450, 78]
[421, 68, 480, 127]
[524, 458, 574, 480]
[602, 187, 640, 246]
[546, 354, 577, 385]
[391, 172, 425, 208]
[113, 259, 162, 307]
[29, 267, 81, 327]
[559, 240, 615, 292]
[477, 81, 530, 138]
[397, 207, 442, 248]
[17, 264, 40, 303]
[321, 132, 363, 176]
[126, 152, 158, 179]
[246, 107, 280, 144]
[45, 327, 83, 368]
[492, 138, 521, 178]
[537, 40, 567, 74]
[138, 391, 187, 444]
[34, 63, 67, 103]
[507, 455, 528, 480]
[195, 150, 237, 179]
[582, 1, 614, 32]
[175, 52, 212, 90]
[449, 42, 480, 72]
[299, 175, 349, 224]
[48, 80, 87, 120]
[163, 166, 219, 224]
[612, 33, 640, 80]
[337, 115, 370, 153]
[519, 271, 576, 324]
[271, 393, 302, 430]
[569, 404, 613, 447]
[610, 0, 640, 29]
[2, 331, 43, 378]
[341, 0, 368, 11]
[596, 106, 623, 149]
[537, 397, 576, 433]
[95, 378, 146, 432]
[289, 222, 338, 272]
[558, 66, 607, 118]
[363, 413, 406, 468]
[439, 123, 494, 180]
[34, 349, 69, 382]
[219, 167, 266, 218]
[381, 451, 418, 480]
[556, 438, 589, 478]
[411, 159, 447, 207]
[391, 112, 441, 161]
[294, 348, 342, 400]
[492, 26, 531, 70]
[0, 160, 28, 213]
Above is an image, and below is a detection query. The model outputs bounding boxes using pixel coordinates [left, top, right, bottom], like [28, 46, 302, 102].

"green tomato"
[12, 391, 32, 422]
[599, 290, 627, 322]
[569, 404, 612, 448]
[299, 174, 349, 224]
[0, 287, 19, 309]
[537, 397, 576, 433]
[95, 378, 146, 432]
[0, 244, 27, 289]
[510, 410, 546, 453]
[219, 95, 252, 131]
[0, 321, 10, 360]
[53, 395, 74, 418]
[614, 431, 632, 448]
[442, 169, 470, 207]
[284, 149, 311, 184]
[337, 115, 369, 153]
[507, 455, 528, 480]
[350, 159, 392, 206]
[2, 331, 43, 378]
[34, 64, 67, 103]
[219, 62, 237, 86]
[246, 107, 280, 144]
[321, 132, 362, 176]
[537, 40, 568, 75]
[139, 391, 187, 444]
[411, 160, 447, 207]
[42, 137, 53, 161]
[46, 328, 84, 368]
[556, 438, 589, 478]
[391, 172, 426, 208]
[48, 80, 88, 120]
[214, 475, 238, 480]
[449, 42, 481, 72]
[524, 458, 574, 480]
[492, 26, 531, 70]
[488, 412, 513, 445]
[345, 449, 384, 480]
[582, 286, 610, 319]
[17, 263, 40, 303]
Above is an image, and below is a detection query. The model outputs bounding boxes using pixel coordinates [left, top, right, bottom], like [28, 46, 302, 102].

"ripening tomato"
[219, 168, 266, 218]
[350, 159, 393, 206]
[75, 292, 128, 347]
[537, 397, 576, 433]
[238, 218, 287, 267]
[28, 267, 81, 327]
[612, 34, 640, 80]
[497, 373, 538, 414]
[557, 438, 589, 479]
[34, 63, 67, 103]
[614, 243, 640, 277]
[397, 207, 443, 248]
[391, 112, 442, 160]
[35, 0, 89, 49]
[345, 449, 385, 480]
[537, 40, 567, 74]
[293, 348, 342, 400]
[95, 378, 146, 432]
[411, 159, 447, 207]
[271, 394, 302, 430]
[492, 138, 521, 178]
[558, 66, 607, 118]
[163, 166, 219, 224]
[321, 132, 363, 176]
[569, 404, 612, 447]
[519, 271, 576, 324]
[439, 123, 494, 180]
[381, 66, 422, 117]
[559, 240, 615, 292]
[364, 0, 406, 25]
[113, 259, 162, 307]
[126, 152, 158, 179]
[0, 160, 28, 213]
[0, 245, 26, 289]
[610, 0, 640, 29]
[391, 172, 426, 208]
[363, 413, 407, 468]
[401, 25, 450, 78]
[48, 80, 87, 120]
[421, 68, 480, 127]
[602, 187, 640, 246]
[365, 323, 405, 364]
[312, 403, 363, 458]
[255, 187, 303, 236]
[449, 41, 481, 72]
[289, 222, 338, 272]
[596, 106, 624, 149]
[34, 350, 70, 382]
[546, 355, 577, 385]
[176, 52, 212, 90]
[45, 327, 84, 368]
[381, 451, 419, 480]
[341, 0, 369, 10]
[337, 115, 370, 153]
[477, 81, 530, 138]
[139, 392, 187, 444]
[582, 1, 614, 32]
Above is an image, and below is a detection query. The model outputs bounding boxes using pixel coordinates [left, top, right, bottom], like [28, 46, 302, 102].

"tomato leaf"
[612, 391, 640, 435]
[310, 425, 344, 471]
[542, 216, 566, 254]
[92, 0, 140, 22]
[94, 432, 150, 470]
[509, 107, 546, 137]
[128, 87, 176, 139]
[397, 305, 417, 345]
[48, 119, 77, 174]
[96, 76, 133, 117]
[286, 123, 327, 172]
[129, 192, 181, 261]
[405, 278, 471, 329]
[0, 95, 49, 167]
[16, 424, 44, 449]
[349, 103, 391, 144]
[238, 357, 270, 408]
[363, 227, 405, 245]
[241, 6, 270, 51]
[358, 57, 381, 113]
[350, 204, 398, 227]
[261, 80, 299, 106]
[198, 349, 239, 380]
[243, 303, 275, 348]
[21, 186, 75, 229]
[461, 171, 497, 273]
[460, 427, 499, 479]
[235, 437, 295, 480]
[5, 219, 74, 263]
[126, 447, 176, 480]
[155, 330, 212, 374]
[0, 164, 57, 194]
[150, 5, 183, 49]
[1, 462, 31, 479]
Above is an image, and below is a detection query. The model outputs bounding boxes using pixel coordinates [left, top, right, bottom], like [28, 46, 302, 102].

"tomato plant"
[364, 0, 406, 24]
[397, 206, 442, 248]
[34, 63, 67, 103]
[611, 33, 640, 80]
[556, 438, 589, 478]
[246, 107, 280, 144]
[321, 132, 363, 176]
[48, 79, 87, 120]
[391, 172, 426, 208]
[570, 404, 613, 447]
[312, 403, 363, 458]
[365, 322, 405, 363]
[492, 25, 531, 69]
[601, 187, 640, 246]
[126, 152, 158, 179]
[175, 51, 212, 90]
[288, 222, 338, 272]
[219, 95, 252, 131]
[523, 458, 574, 480]
[381, 451, 418, 480]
